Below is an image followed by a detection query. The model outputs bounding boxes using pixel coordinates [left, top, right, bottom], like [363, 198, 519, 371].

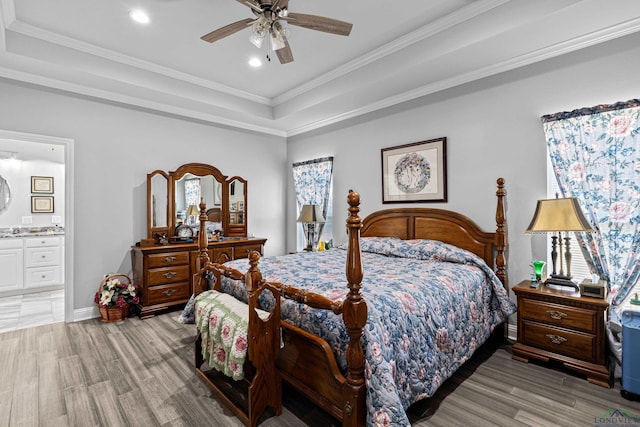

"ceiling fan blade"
[201, 18, 254, 43]
[235, 0, 263, 13]
[275, 36, 294, 64]
[283, 13, 352, 36]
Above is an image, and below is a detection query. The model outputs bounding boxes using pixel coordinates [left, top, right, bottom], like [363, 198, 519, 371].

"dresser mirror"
[228, 177, 246, 226]
[147, 170, 169, 239]
[145, 163, 248, 240]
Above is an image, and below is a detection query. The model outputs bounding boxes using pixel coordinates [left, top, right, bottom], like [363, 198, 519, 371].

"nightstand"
[512, 280, 610, 387]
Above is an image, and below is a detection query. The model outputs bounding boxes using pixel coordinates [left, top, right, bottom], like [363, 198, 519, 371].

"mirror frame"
[146, 170, 170, 239]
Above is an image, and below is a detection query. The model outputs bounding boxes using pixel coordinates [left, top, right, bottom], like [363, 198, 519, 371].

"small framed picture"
[32, 196, 54, 213]
[31, 176, 54, 194]
[381, 137, 447, 203]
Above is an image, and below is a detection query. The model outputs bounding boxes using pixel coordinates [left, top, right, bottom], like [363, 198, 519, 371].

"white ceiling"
[1, 0, 640, 137]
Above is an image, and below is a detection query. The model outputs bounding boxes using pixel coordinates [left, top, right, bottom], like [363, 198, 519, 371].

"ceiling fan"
[200, 0, 353, 64]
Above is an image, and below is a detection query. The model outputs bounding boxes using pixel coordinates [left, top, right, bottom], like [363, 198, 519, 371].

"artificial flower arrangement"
[94, 273, 139, 308]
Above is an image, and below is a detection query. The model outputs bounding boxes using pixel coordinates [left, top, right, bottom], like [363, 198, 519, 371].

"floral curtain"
[542, 99, 640, 315]
[292, 157, 334, 240]
[184, 179, 201, 208]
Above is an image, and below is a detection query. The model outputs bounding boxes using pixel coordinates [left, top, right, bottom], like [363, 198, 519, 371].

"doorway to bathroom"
[0, 130, 73, 332]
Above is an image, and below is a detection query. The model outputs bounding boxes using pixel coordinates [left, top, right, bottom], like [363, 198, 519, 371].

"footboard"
[194, 252, 283, 427]
[193, 191, 368, 427]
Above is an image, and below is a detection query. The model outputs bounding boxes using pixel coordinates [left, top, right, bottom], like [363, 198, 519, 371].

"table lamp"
[186, 204, 199, 226]
[297, 204, 326, 251]
[525, 197, 593, 290]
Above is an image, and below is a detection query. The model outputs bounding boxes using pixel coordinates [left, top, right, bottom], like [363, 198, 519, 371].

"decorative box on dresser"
[132, 237, 266, 318]
[512, 280, 610, 387]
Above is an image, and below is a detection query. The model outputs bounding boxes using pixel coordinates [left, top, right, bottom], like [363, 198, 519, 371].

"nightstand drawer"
[147, 251, 190, 268]
[520, 298, 598, 333]
[147, 265, 190, 285]
[522, 320, 596, 363]
[147, 282, 191, 304]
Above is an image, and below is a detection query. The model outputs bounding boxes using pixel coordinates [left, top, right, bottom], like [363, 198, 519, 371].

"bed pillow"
[356, 236, 403, 256]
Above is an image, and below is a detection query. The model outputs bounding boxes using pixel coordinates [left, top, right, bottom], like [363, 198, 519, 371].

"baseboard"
[73, 305, 100, 322]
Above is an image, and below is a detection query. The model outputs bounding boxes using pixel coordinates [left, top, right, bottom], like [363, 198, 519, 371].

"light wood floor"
[1, 312, 638, 426]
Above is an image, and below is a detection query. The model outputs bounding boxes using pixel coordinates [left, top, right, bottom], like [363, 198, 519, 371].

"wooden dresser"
[131, 237, 266, 318]
[512, 280, 610, 387]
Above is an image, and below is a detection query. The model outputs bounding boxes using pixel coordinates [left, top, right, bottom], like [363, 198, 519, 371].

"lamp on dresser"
[525, 197, 593, 290]
[297, 204, 325, 252]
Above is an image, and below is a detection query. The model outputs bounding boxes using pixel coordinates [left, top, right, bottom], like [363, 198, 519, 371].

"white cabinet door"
[0, 240, 24, 291]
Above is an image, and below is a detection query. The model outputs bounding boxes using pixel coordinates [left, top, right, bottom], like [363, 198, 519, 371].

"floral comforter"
[220, 237, 516, 426]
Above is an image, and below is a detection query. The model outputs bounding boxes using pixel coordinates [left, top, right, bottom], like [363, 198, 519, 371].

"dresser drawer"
[147, 265, 190, 285]
[521, 320, 596, 363]
[211, 247, 233, 264]
[147, 251, 189, 268]
[233, 243, 263, 259]
[147, 282, 191, 305]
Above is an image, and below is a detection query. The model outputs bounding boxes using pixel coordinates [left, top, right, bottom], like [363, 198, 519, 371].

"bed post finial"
[495, 178, 508, 289]
[245, 250, 262, 292]
[344, 190, 367, 401]
[195, 200, 211, 295]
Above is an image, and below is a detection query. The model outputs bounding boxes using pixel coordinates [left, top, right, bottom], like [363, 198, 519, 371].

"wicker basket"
[97, 273, 133, 323]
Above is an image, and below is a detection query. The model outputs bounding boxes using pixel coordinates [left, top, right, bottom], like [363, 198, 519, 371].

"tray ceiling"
[1, 0, 639, 136]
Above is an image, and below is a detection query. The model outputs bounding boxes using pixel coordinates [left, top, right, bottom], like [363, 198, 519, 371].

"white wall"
[286, 32, 640, 302]
[0, 81, 287, 314]
[0, 159, 64, 228]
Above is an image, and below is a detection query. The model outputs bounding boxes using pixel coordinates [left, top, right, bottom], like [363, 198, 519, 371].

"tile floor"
[0, 289, 64, 333]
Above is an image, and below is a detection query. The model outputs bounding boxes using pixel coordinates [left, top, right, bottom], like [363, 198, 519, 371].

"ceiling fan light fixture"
[270, 21, 286, 50]
[249, 21, 267, 48]
[270, 31, 285, 51]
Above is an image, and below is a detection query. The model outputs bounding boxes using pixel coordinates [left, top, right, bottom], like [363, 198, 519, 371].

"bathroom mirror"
[0, 174, 10, 212]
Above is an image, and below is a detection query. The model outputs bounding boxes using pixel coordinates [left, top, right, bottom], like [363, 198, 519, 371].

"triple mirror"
[146, 163, 247, 241]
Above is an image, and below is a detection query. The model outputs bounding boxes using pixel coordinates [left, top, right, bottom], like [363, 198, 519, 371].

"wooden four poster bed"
[192, 178, 515, 426]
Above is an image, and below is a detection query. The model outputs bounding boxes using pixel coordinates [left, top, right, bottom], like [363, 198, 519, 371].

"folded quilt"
[195, 290, 269, 380]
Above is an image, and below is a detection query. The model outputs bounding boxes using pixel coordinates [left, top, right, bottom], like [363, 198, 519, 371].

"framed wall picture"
[381, 137, 447, 203]
[31, 176, 54, 194]
[32, 196, 54, 213]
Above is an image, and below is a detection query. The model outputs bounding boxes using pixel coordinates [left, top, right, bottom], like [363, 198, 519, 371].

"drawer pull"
[546, 334, 567, 345]
[546, 310, 567, 320]
[163, 271, 177, 279]
[164, 256, 176, 263]
[163, 289, 177, 297]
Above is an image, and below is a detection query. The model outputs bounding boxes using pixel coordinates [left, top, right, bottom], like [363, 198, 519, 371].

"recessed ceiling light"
[248, 57, 262, 68]
[129, 9, 150, 24]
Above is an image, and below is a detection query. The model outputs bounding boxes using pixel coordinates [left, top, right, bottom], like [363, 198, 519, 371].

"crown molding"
[287, 18, 640, 136]
[0, 57, 287, 137]
[7, 20, 273, 106]
[273, 0, 509, 106]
